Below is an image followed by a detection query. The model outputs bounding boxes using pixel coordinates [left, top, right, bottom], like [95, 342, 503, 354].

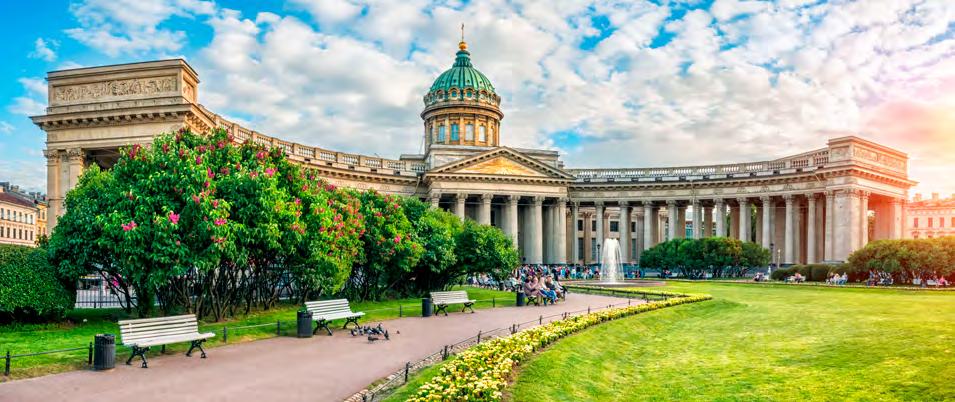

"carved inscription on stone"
[52, 76, 178, 105]
[853, 146, 905, 171]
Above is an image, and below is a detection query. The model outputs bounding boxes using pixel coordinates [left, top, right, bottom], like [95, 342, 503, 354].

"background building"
[0, 182, 44, 247]
[31, 41, 915, 265]
[906, 193, 955, 239]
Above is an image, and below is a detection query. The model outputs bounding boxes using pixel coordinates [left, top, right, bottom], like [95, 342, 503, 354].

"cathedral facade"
[32, 40, 915, 265]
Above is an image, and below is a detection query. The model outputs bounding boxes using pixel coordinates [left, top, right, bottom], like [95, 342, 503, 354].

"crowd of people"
[826, 273, 849, 286]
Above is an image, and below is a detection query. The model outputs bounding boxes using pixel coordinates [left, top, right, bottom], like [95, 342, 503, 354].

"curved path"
[0, 292, 629, 402]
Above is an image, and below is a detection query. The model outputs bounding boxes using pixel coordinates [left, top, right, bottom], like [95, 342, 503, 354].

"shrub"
[0, 244, 73, 322]
[770, 267, 794, 281]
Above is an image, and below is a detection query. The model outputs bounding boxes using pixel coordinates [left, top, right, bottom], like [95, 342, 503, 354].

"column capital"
[783, 194, 795, 204]
[666, 199, 677, 207]
[532, 196, 544, 205]
[428, 193, 441, 201]
[43, 149, 61, 161]
[713, 198, 724, 206]
[594, 200, 604, 207]
[557, 198, 568, 206]
[506, 194, 520, 205]
[736, 197, 749, 204]
[480, 193, 493, 202]
[859, 190, 871, 200]
[66, 148, 84, 162]
[760, 195, 771, 203]
[806, 192, 818, 201]
[618, 200, 629, 208]
[455, 192, 468, 200]
[690, 199, 700, 206]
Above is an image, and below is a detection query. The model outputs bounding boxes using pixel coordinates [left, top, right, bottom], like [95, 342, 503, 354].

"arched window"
[438, 125, 446, 142]
[450, 124, 460, 141]
[465, 124, 474, 141]
[479, 125, 487, 142]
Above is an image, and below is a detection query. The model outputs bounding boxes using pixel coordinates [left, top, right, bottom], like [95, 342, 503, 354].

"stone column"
[571, 202, 580, 263]
[530, 196, 544, 264]
[891, 198, 904, 239]
[43, 149, 62, 230]
[595, 201, 605, 247]
[454, 193, 467, 219]
[729, 202, 740, 239]
[676, 205, 686, 239]
[860, 191, 870, 247]
[643, 203, 654, 250]
[557, 199, 567, 264]
[506, 195, 519, 247]
[582, 212, 592, 264]
[806, 193, 817, 263]
[714, 199, 725, 237]
[691, 200, 701, 239]
[737, 198, 750, 242]
[784, 194, 795, 264]
[619, 202, 631, 262]
[429, 193, 441, 209]
[479, 194, 492, 225]
[666, 200, 677, 241]
[66, 148, 85, 191]
[761, 196, 772, 249]
[824, 190, 834, 261]
[702, 205, 712, 237]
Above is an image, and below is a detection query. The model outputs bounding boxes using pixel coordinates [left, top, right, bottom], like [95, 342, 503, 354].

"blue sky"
[2, 0, 954, 196]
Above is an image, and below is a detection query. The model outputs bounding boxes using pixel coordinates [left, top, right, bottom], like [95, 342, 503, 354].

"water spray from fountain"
[600, 238, 625, 284]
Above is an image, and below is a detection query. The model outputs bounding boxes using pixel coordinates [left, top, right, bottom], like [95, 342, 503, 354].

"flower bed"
[406, 289, 711, 401]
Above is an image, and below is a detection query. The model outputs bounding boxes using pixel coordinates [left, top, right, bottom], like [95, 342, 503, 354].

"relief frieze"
[52, 76, 178, 105]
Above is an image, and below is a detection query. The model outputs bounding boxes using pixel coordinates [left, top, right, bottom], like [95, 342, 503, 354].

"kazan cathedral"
[33, 37, 914, 266]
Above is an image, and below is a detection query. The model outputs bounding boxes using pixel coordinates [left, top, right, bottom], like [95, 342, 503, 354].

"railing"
[569, 149, 831, 182]
[202, 106, 428, 176]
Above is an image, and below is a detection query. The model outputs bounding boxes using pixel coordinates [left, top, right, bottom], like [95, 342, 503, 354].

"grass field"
[0, 286, 513, 381]
[510, 282, 955, 401]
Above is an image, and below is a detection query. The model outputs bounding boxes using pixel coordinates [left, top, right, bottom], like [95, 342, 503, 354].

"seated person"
[542, 276, 561, 303]
[523, 276, 542, 305]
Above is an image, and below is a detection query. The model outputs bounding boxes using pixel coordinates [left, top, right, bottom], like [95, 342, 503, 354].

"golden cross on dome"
[458, 24, 468, 50]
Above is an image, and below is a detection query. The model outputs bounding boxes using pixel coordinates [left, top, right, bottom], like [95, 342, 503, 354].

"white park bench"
[118, 314, 215, 368]
[430, 290, 476, 316]
[304, 299, 365, 336]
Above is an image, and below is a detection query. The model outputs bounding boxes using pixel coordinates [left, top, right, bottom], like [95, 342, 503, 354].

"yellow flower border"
[406, 287, 711, 401]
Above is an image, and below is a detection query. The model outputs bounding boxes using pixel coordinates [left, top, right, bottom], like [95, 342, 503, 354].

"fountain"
[600, 238, 625, 284]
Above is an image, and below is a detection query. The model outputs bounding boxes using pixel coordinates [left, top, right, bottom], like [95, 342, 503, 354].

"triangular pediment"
[428, 147, 575, 180]
[456, 156, 546, 176]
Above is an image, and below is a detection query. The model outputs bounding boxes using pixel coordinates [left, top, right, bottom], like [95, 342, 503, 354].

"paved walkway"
[0, 292, 630, 402]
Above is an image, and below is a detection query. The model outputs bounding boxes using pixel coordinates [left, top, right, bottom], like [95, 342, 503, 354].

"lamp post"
[596, 242, 602, 279]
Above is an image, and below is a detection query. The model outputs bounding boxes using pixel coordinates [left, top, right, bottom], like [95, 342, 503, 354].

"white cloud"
[57, 0, 955, 195]
[65, 0, 216, 56]
[29, 38, 58, 62]
[8, 78, 48, 116]
[0, 121, 13, 134]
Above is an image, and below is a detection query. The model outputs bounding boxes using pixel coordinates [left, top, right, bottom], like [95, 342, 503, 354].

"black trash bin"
[516, 292, 526, 307]
[93, 334, 115, 371]
[422, 298, 433, 317]
[297, 311, 313, 338]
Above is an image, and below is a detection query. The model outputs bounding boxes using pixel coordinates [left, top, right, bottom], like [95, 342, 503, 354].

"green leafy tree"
[402, 198, 462, 294]
[456, 220, 520, 285]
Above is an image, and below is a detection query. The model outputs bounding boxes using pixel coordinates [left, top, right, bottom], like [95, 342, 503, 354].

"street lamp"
[596, 242, 602, 278]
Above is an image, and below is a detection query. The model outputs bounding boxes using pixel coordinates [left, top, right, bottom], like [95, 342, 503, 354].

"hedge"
[0, 244, 73, 322]
[406, 287, 711, 401]
[771, 264, 846, 282]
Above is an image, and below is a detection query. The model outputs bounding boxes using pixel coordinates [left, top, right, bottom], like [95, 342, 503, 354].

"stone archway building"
[32, 40, 914, 265]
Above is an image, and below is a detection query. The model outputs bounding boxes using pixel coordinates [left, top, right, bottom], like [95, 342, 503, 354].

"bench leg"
[313, 320, 332, 336]
[343, 316, 360, 329]
[186, 339, 207, 358]
[463, 303, 475, 314]
[126, 346, 149, 368]
[435, 304, 448, 316]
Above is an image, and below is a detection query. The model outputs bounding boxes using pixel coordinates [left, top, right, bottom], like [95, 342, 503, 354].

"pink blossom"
[250, 171, 258, 178]
[203, 181, 210, 189]
[325, 184, 336, 191]
[168, 212, 180, 224]
[178, 148, 185, 157]
[175, 240, 181, 246]
[198, 145, 206, 153]
[302, 184, 309, 191]
[214, 218, 226, 226]
[195, 156, 202, 165]
[220, 167, 230, 175]
[192, 195, 201, 204]
[256, 151, 266, 160]
[217, 141, 225, 149]
[374, 211, 382, 217]
[162, 143, 169, 153]
[212, 199, 219, 208]
[264, 167, 276, 177]
[394, 235, 401, 244]
[122, 221, 137, 231]
[207, 168, 214, 179]
[294, 198, 301, 205]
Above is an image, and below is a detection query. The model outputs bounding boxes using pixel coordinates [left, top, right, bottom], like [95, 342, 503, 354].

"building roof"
[428, 41, 496, 96]
[0, 191, 37, 209]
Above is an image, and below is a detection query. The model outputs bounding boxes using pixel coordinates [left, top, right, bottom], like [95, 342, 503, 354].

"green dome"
[429, 48, 496, 95]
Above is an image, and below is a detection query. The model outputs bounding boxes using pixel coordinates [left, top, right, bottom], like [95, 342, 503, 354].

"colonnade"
[432, 189, 906, 266]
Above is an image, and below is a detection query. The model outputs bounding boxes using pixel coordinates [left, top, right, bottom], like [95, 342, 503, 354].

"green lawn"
[510, 282, 955, 401]
[0, 286, 513, 381]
